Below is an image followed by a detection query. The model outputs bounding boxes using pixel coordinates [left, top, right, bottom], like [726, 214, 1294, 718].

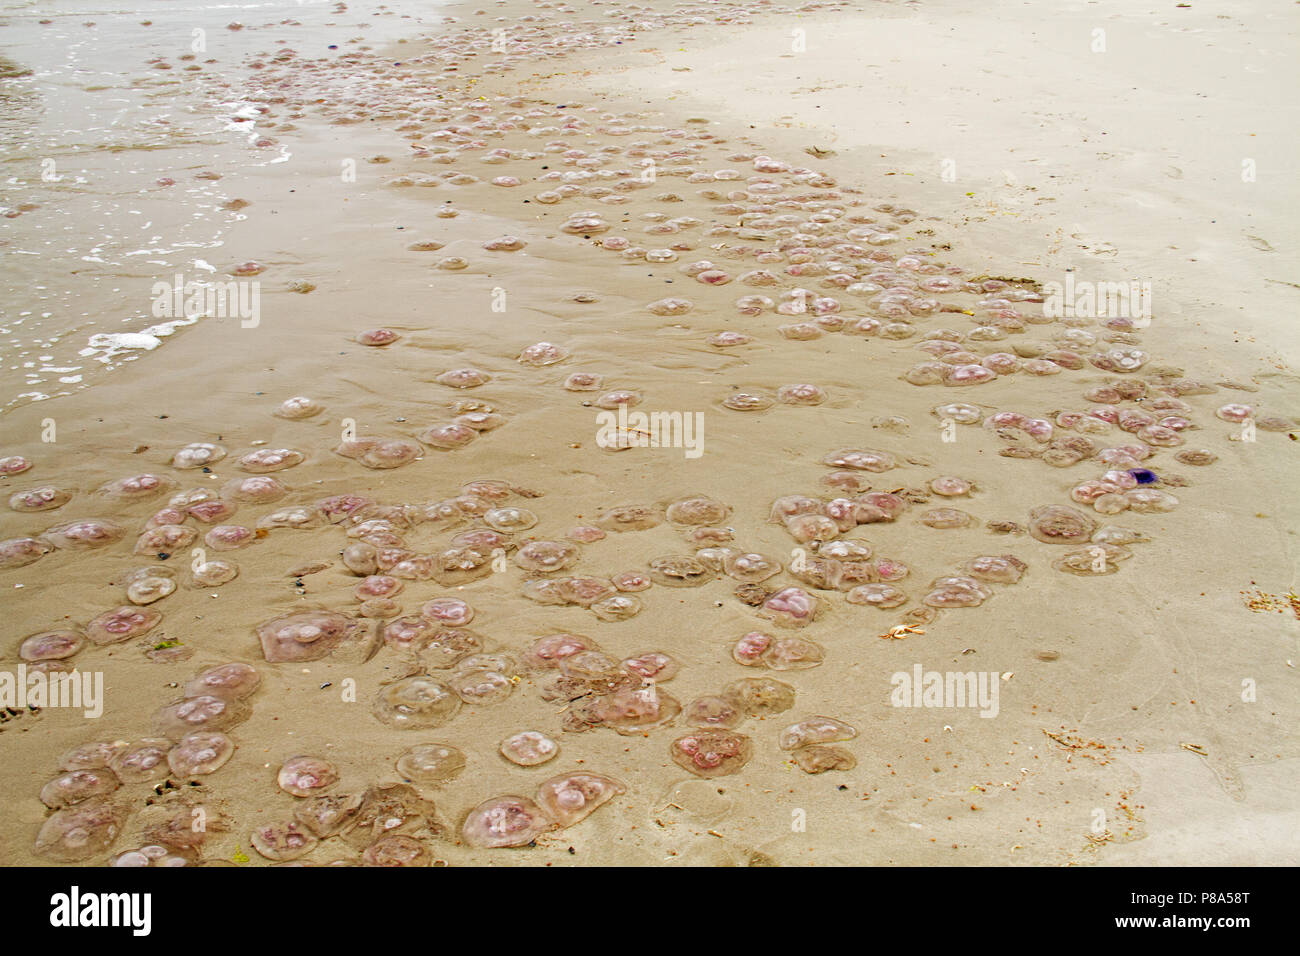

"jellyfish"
[665, 495, 731, 526]
[484, 507, 538, 532]
[760, 587, 818, 627]
[1028, 504, 1097, 545]
[294, 793, 363, 839]
[462, 795, 554, 848]
[535, 772, 625, 827]
[522, 634, 596, 671]
[395, 743, 466, 787]
[277, 756, 339, 797]
[670, 731, 753, 778]
[845, 583, 907, 608]
[372, 676, 460, 729]
[44, 519, 125, 550]
[963, 554, 1027, 584]
[184, 662, 260, 700]
[167, 733, 235, 777]
[921, 508, 973, 529]
[85, 606, 161, 645]
[792, 746, 857, 774]
[778, 716, 857, 750]
[172, 443, 226, 469]
[500, 732, 558, 768]
[647, 554, 715, 587]
[39, 769, 121, 809]
[109, 739, 173, 783]
[153, 694, 250, 740]
[519, 341, 570, 366]
[18, 629, 85, 662]
[596, 504, 664, 532]
[250, 820, 318, 862]
[256, 609, 364, 663]
[9, 486, 73, 512]
[275, 396, 324, 419]
[336, 437, 423, 469]
[34, 797, 128, 862]
[514, 540, 580, 573]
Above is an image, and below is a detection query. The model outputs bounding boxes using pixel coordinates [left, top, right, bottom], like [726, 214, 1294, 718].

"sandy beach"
[0, 0, 1296, 869]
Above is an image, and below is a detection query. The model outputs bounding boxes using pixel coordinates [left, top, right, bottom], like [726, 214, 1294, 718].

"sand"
[0, 0, 1296, 867]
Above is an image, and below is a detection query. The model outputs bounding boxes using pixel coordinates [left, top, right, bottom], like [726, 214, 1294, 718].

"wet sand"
[1, 0, 1297, 867]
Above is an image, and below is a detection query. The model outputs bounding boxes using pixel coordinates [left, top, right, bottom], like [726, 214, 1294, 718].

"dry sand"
[0, 0, 1296, 867]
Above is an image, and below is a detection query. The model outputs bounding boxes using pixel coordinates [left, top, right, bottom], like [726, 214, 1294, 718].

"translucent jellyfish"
[184, 662, 260, 700]
[187, 499, 238, 524]
[250, 820, 318, 862]
[1090, 347, 1148, 372]
[778, 383, 828, 406]
[167, 733, 234, 776]
[462, 795, 554, 848]
[44, 519, 125, 550]
[930, 476, 972, 497]
[725, 676, 797, 717]
[623, 652, 679, 682]
[419, 423, 479, 451]
[294, 793, 363, 839]
[1176, 449, 1217, 466]
[792, 746, 857, 773]
[498, 732, 557, 768]
[135, 524, 197, 555]
[86, 606, 161, 645]
[277, 756, 339, 796]
[172, 443, 226, 469]
[564, 372, 604, 391]
[1028, 504, 1097, 545]
[579, 682, 681, 735]
[722, 391, 775, 412]
[963, 554, 1027, 584]
[921, 508, 973, 529]
[708, 331, 754, 347]
[256, 609, 366, 663]
[8, 486, 72, 512]
[1054, 544, 1132, 575]
[484, 507, 538, 532]
[720, 552, 780, 584]
[685, 695, 743, 729]
[109, 845, 195, 867]
[237, 448, 304, 473]
[666, 495, 731, 526]
[109, 739, 175, 783]
[191, 559, 238, 587]
[126, 571, 177, 605]
[779, 716, 858, 750]
[34, 797, 128, 862]
[514, 540, 579, 573]
[154, 694, 250, 740]
[610, 571, 651, 594]
[591, 595, 643, 621]
[40, 769, 120, 809]
[418, 599, 473, 628]
[1126, 488, 1179, 513]
[670, 731, 753, 778]
[0, 536, 53, 568]
[18, 628, 85, 662]
[596, 504, 664, 532]
[449, 667, 514, 705]
[760, 587, 819, 627]
[96, 474, 176, 502]
[362, 834, 432, 867]
[336, 437, 422, 469]
[846, 583, 907, 608]
[519, 341, 569, 366]
[648, 554, 715, 587]
[646, 297, 693, 316]
[372, 676, 461, 729]
[395, 743, 466, 787]
[0, 455, 33, 475]
[823, 448, 896, 472]
[536, 772, 625, 828]
[923, 576, 993, 608]
[568, 525, 606, 543]
[274, 396, 323, 419]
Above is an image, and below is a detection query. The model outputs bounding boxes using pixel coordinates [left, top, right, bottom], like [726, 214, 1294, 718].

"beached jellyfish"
[419, 424, 480, 452]
[648, 554, 715, 587]
[1126, 488, 1179, 513]
[414, 627, 483, 669]
[336, 437, 423, 469]
[735, 295, 774, 315]
[733, 632, 769, 667]
[191, 559, 238, 588]
[154, 693, 250, 740]
[779, 716, 857, 751]
[923, 576, 993, 608]
[930, 476, 972, 497]
[185, 498, 237, 524]
[595, 390, 641, 410]
[1054, 544, 1132, 576]
[124, 568, 176, 605]
[1028, 504, 1097, 545]
[722, 391, 775, 412]
[724, 676, 797, 717]
[0, 455, 32, 475]
[484, 507, 538, 532]
[823, 448, 896, 472]
[522, 634, 595, 672]
[456, 410, 507, 432]
[449, 666, 514, 705]
[419, 599, 473, 628]
[708, 331, 754, 347]
[394, 743, 466, 787]
[372, 676, 460, 729]
[8, 485, 72, 512]
[760, 587, 818, 627]
[964, 554, 1027, 584]
[1176, 449, 1217, 466]
[362, 835, 432, 867]
[921, 508, 973, 529]
[500, 732, 559, 768]
[184, 662, 259, 701]
[274, 396, 323, 420]
[0, 536, 53, 568]
[95, 473, 174, 502]
[294, 793, 363, 839]
[591, 595, 642, 621]
[221, 476, 287, 505]
[845, 583, 907, 608]
[462, 796, 554, 848]
[33, 797, 128, 862]
[666, 495, 731, 526]
[436, 256, 470, 270]
[646, 297, 693, 316]
[202, 525, 253, 552]
[777, 383, 828, 406]
[670, 731, 753, 778]
[108, 844, 195, 867]
[44, 519, 125, 550]
[608, 571, 650, 594]
[622, 652, 679, 683]
[133, 524, 196, 556]
[780, 513, 837, 544]
[109, 739, 174, 783]
[514, 540, 579, 573]
[353, 575, 403, 602]
[563, 372, 604, 391]
[18, 629, 85, 662]
[250, 820, 318, 862]
[685, 695, 744, 729]
[792, 746, 857, 773]
[40, 769, 120, 809]
[167, 733, 234, 777]
[1215, 403, 1254, 423]
[236, 448, 304, 474]
[567, 525, 606, 543]
[933, 402, 982, 425]
[719, 552, 778, 584]
[256, 609, 364, 663]
[84, 606, 161, 645]
[519, 341, 570, 366]
[536, 772, 625, 828]
[277, 756, 339, 797]
[172, 443, 226, 469]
